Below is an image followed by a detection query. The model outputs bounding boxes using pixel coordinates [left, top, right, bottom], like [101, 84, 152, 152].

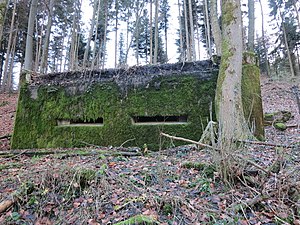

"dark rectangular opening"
[132, 115, 188, 125]
[57, 118, 104, 126]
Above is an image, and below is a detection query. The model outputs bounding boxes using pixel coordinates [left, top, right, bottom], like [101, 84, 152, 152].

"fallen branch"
[0, 134, 11, 140]
[160, 132, 218, 150]
[237, 139, 293, 148]
[0, 199, 15, 213]
[235, 154, 272, 175]
[230, 194, 268, 213]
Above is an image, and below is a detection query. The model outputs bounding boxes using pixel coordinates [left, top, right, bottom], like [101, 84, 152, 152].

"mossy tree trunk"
[215, 0, 251, 148]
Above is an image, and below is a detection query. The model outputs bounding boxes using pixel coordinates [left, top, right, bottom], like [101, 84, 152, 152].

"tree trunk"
[258, 0, 270, 76]
[204, 0, 212, 57]
[92, 0, 101, 69]
[1, 0, 16, 92]
[153, 0, 159, 64]
[247, 0, 254, 51]
[150, 0, 153, 64]
[0, 0, 8, 45]
[24, 0, 38, 71]
[178, 0, 184, 61]
[188, 0, 195, 60]
[114, 0, 118, 68]
[183, 0, 190, 60]
[209, 0, 222, 56]
[292, 0, 300, 30]
[7, 26, 17, 91]
[215, 0, 250, 146]
[83, 0, 98, 68]
[281, 15, 295, 77]
[101, 2, 108, 69]
[124, 2, 145, 64]
[40, 0, 54, 73]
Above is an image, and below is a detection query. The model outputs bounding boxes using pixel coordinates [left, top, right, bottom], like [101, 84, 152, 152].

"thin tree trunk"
[1, 0, 16, 92]
[150, 0, 153, 64]
[114, 0, 118, 68]
[35, 11, 45, 72]
[188, 0, 195, 60]
[24, 0, 38, 71]
[178, 0, 184, 61]
[7, 26, 17, 91]
[292, 0, 300, 29]
[69, 7, 78, 70]
[183, 0, 190, 60]
[125, 8, 130, 64]
[0, 0, 8, 45]
[247, 0, 255, 51]
[101, 3, 108, 69]
[125, 2, 145, 63]
[92, 0, 101, 69]
[204, 0, 212, 57]
[209, 0, 222, 56]
[153, 0, 159, 64]
[258, 0, 270, 76]
[83, 0, 98, 68]
[280, 13, 295, 77]
[40, 0, 54, 73]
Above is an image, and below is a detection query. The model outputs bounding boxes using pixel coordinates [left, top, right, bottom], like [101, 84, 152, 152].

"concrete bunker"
[12, 59, 264, 150]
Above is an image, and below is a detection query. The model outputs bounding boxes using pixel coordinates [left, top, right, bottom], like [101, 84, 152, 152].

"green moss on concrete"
[242, 62, 265, 140]
[12, 74, 217, 150]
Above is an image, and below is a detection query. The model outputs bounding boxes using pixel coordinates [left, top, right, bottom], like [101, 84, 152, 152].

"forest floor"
[0, 76, 299, 224]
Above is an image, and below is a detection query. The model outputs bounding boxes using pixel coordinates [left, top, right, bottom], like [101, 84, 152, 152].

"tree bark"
[114, 0, 118, 68]
[204, 0, 212, 57]
[24, 0, 38, 71]
[188, 0, 195, 60]
[178, 0, 184, 61]
[209, 0, 222, 56]
[280, 14, 295, 77]
[83, 0, 98, 68]
[247, 0, 255, 51]
[183, 0, 190, 60]
[40, 0, 54, 73]
[258, 0, 270, 76]
[1, 0, 16, 92]
[153, 0, 159, 64]
[0, 0, 8, 45]
[150, 0, 153, 64]
[215, 0, 250, 146]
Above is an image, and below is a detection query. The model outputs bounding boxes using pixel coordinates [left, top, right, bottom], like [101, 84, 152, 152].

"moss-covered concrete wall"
[12, 59, 264, 150]
[12, 61, 219, 150]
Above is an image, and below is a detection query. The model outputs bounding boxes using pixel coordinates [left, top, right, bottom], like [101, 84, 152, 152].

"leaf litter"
[0, 77, 299, 224]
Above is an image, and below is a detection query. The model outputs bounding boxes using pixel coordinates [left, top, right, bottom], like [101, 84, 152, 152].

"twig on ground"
[237, 139, 294, 148]
[160, 132, 218, 150]
[0, 134, 11, 140]
[0, 198, 15, 213]
[120, 138, 136, 147]
[235, 154, 272, 175]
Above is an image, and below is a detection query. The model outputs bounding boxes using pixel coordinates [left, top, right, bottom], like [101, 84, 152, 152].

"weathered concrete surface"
[12, 60, 263, 150]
